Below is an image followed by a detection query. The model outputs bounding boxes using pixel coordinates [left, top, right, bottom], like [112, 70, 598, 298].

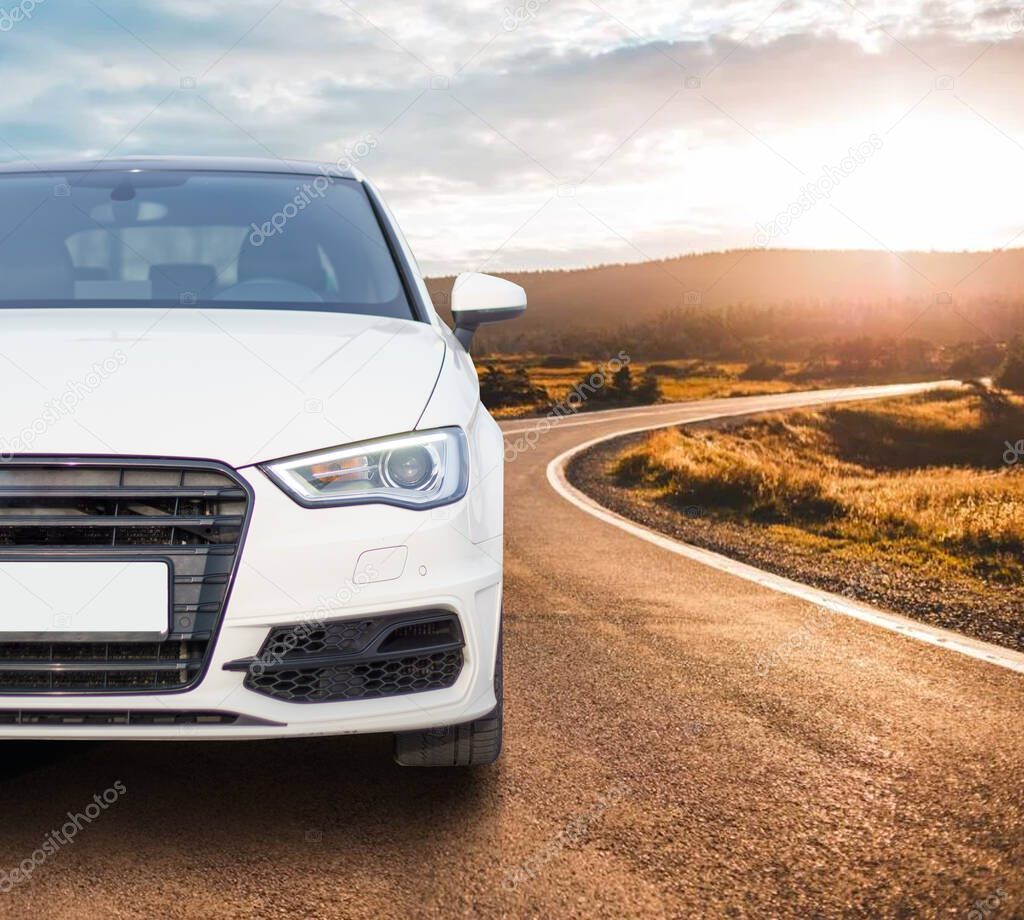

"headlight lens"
[260, 428, 468, 509]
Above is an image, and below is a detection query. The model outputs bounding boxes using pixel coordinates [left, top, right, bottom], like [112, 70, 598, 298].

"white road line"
[542, 394, 1024, 677]
[500, 380, 959, 436]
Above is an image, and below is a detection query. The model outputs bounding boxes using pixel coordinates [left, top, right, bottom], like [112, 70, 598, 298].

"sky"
[1, 0, 1023, 274]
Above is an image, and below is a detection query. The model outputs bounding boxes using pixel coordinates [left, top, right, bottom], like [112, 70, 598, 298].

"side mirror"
[451, 272, 526, 349]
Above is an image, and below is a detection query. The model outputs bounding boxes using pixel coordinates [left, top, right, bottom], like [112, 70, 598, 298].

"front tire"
[393, 625, 503, 767]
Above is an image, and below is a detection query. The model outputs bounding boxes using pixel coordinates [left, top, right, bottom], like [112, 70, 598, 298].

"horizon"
[423, 243, 1024, 278]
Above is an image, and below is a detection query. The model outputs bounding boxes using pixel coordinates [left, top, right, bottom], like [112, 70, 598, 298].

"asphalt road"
[1, 383, 1022, 919]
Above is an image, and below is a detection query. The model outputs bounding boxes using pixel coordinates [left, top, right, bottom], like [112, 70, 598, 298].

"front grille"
[0, 459, 251, 694]
[233, 611, 464, 704]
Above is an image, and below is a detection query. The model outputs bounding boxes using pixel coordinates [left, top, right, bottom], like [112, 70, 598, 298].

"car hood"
[0, 309, 446, 467]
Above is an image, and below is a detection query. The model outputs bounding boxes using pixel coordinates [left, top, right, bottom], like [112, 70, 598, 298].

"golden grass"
[479, 358, 804, 417]
[612, 389, 1024, 583]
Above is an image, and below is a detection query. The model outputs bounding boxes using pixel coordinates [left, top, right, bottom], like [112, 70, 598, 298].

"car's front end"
[0, 157, 523, 764]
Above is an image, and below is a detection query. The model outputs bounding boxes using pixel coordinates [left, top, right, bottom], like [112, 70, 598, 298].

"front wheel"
[393, 625, 503, 767]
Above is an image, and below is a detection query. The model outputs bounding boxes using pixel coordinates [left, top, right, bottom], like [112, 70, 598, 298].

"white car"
[0, 157, 525, 766]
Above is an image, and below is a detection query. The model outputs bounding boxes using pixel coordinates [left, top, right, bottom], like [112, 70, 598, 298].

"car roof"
[0, 156, 360, 180]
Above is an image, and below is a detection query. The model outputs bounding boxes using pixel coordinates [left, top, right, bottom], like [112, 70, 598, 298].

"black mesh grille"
[239, 612, 464, 703]
[0, 459, 250, 694]
[264, 618, 382, 659]
[260, 615, 462, 660]
[247, 649, 463, 703]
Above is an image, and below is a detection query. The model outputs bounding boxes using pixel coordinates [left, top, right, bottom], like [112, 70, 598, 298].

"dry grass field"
[530, 360, 800, 405]
[611, 386, 1024, 590]
[479, 357, 847, 419]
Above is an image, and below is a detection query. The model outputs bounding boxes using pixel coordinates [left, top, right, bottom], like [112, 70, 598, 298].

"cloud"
[0, 0, 1020, 270]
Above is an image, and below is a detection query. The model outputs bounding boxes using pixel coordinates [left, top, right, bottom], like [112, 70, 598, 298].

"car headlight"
[260, 428, 469, 509]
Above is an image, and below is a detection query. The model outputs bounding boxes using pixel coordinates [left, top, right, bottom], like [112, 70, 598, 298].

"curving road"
[0, 383, 1022, 919]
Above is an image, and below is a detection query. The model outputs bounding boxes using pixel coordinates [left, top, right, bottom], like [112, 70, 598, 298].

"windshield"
[0, 169, 414, 319]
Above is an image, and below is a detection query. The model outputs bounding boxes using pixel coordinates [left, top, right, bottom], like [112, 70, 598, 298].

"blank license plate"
[0, 561, 169, 639]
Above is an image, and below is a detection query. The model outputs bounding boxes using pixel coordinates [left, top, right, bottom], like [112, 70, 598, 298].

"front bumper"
[0, 465, 503, 740]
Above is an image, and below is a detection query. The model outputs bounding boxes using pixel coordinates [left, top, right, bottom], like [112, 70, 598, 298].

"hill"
[425, 248, 1024, 358]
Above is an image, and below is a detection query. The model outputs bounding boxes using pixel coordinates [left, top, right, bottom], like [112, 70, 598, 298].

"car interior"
[0, 170, 413, 318]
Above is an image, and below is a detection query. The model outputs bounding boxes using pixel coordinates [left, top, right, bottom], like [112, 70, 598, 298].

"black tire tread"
[393, 626, 502, 767]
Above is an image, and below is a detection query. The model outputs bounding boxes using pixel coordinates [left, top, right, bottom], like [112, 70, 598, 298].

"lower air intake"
[246, 649, 463, 703]
[234, 611, 464, 704]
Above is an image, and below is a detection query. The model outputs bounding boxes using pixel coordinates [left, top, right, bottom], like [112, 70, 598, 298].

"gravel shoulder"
[568, 429, 1024, 653]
